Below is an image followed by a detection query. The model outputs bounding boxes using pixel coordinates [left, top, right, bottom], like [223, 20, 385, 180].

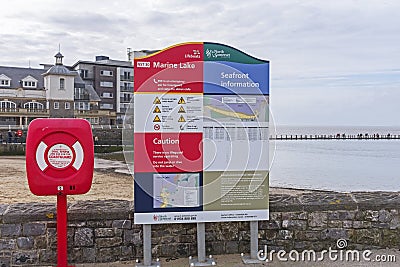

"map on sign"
[203, 95, 268, 122]
[153, 173, 200, 208]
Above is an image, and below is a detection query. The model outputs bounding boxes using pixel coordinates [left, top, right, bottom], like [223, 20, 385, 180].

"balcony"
[75, 94, 90, 101]
[74, 110, 116, 117]
[0, 108, 49, 116]
[120, 97, 132, 103]
[120, 87, 133, 92]
[120, 75, 133, 82]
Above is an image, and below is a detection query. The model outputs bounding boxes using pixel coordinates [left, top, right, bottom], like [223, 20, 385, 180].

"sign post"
[133, 42, 269, 265]
[26, 118, 94, 267]
[57, 194, 68, 267]
[188, 222, 216, 266]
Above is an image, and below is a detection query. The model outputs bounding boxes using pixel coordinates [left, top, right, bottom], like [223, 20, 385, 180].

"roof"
[71, 59, 132, 68]
[0, 66, 100, 102]
[74, 75, 100, 102]
[43, 65, 76, 76]
[0, 66, 45, 89]
[85, 84, 101, 102]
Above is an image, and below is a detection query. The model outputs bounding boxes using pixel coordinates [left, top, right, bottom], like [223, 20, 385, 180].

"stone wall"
[0, 128, 122, 147]
[0, 144, 25, 155]
[1, 192, 399, 266]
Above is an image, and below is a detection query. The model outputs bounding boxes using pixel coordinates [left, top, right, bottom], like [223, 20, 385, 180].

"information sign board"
[134, 42, 269, 224]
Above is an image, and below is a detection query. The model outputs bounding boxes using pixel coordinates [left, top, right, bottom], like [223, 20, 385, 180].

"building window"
[122, 82, 133, 92]
[100, 70, 113, 76]
[80, 69, 88, 78]
[0, 100, 16, 110]
[21, 76, 38, 88]
[23, 81, 37, 88]
[24, 102, 44, 110]
[0, 74, 11, 87]
[100, 81, 113, 87]
[60, 78, 65, 90]
[0, 80, 10, 86]
[101, 92, 113, 98]
[74, 87, 89, 100]
[54, 102, 59, 109]
[120, 103, 130, 110]
[74, 102, 90, 110]
[123, 71, 132, 80]
[65, 102, 70, 109]
[86, 117, 99, 124]
[120, 93, 132, 103]
[100, 103, 113, 109]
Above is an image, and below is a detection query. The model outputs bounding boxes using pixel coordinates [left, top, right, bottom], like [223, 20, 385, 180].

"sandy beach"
[0, 156, 133, 204]
[0, 156, 313, 204]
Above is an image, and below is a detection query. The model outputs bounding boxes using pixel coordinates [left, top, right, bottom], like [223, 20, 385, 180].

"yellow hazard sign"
[153, 106, 161, 113]
[178, 106, 186, 113]
[153, 97, 161, 104]
[178, 97, 186, 104]
[153, 115, 161, 123]
[178, 115, 186, 122]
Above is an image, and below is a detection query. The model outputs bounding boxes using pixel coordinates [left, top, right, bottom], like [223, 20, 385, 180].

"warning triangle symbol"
[178, 115, 186, 122]
[178, 97, 186, 104]
[153, 115, 161, 123]
[178, 106, 186, 113]
[153, 97, 161, 104]
[153, 106, 161, 113]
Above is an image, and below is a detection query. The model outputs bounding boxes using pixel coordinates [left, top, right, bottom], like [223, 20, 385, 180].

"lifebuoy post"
[26, 118, 94, 267]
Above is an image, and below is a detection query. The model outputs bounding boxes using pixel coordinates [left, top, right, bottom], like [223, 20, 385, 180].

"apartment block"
[72, 56, 133, 125]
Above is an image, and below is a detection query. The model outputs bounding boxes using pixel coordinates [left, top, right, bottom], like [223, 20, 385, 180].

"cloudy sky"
[1, 0, 399, 126]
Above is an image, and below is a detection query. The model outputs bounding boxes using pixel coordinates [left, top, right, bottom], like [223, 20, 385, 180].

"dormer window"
[0, 74, 11, 87]
[1, 80, 10, 86]
[21, 75, 38, 89]
[24, 81, 36, 87]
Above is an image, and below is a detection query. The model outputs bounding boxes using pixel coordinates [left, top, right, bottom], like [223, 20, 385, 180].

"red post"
[57, 194, 72, 267]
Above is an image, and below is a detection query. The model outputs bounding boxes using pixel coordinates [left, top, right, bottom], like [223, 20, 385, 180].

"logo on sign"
[205, 49, 231, 59]
[137, 61, 150, 68]
[47, 144, 73, 169]
[185, 49, 201, 59]
[153, 214, 172, 222]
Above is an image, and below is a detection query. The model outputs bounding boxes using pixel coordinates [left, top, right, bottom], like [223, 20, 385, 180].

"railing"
[0, 124, 130, 130]
[120, 85, 133, 92]
[0, 108, 17, 113]
[75, 95, 90, 101]
[0, 108, 49, 115]
[120, 97, 132, 103]
[74, 110, 116, 116]
[271, 134, 400, 140]
[120, 75, 133, 82]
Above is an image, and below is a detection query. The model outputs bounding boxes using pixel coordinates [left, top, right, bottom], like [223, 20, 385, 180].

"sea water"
[269, 126, 400, 192]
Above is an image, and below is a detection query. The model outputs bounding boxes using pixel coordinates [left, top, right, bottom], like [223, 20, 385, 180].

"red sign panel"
[26, 118, 94, 196]
[134, 132, 203, 173]
[134, 43, 203, 93]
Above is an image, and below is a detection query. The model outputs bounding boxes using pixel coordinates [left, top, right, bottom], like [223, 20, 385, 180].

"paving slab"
[71, 249, 400, 267]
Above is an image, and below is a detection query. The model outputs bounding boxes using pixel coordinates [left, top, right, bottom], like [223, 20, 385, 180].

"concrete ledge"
[2, 202, 56, 223]
[2, 192, 400, 223]
[269, 194, 302, 212]
[68, 200, 133, 221]
[351, 192, 400, 210]
[299, 192, 357, 211]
